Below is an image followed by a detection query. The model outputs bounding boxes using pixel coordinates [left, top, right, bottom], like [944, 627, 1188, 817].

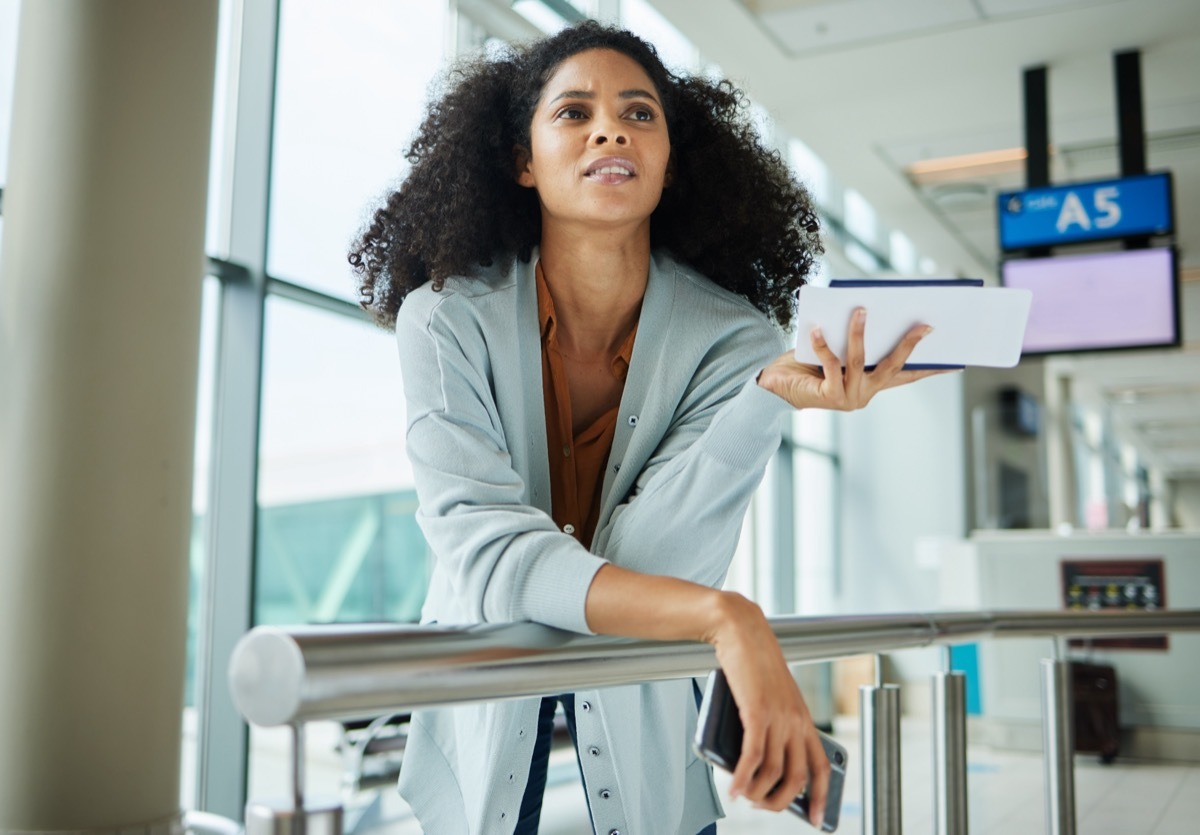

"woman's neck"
[538, 225, 650, 359]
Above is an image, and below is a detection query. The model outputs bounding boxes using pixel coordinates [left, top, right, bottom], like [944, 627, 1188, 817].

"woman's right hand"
[757, 306, 951, 413]
[703, 591, 831, 825]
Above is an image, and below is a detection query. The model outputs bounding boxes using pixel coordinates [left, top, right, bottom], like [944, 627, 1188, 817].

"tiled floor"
[237, 714, 1199, 834]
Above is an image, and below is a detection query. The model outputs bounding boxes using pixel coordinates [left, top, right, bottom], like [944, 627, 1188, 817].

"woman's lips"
[584, 156, 637, 183]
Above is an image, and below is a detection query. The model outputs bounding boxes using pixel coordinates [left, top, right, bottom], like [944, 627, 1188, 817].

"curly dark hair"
[349, 20, 822, 329]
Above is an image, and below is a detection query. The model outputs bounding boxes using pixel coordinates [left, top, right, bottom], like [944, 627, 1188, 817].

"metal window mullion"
[771, 423, 797, 616]
[831, 412, 844, 599]
[194, 0, 280, 819]
[265, 275, 370, 322]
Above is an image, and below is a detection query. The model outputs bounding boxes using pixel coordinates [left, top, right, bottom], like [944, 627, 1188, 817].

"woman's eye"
[629, 108, 655, 122]
[558, 106, 588, 120]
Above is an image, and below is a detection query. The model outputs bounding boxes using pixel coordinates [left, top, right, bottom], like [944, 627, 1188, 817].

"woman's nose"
[591, 116, 627, 146]
[594, 132, 628, 146]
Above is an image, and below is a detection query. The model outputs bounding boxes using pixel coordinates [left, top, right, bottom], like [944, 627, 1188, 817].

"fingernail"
[815, 814, 825, 829]
[811, 327, 824, 342]
[855, 307, 866, 321]
[921, 325, 934, 337]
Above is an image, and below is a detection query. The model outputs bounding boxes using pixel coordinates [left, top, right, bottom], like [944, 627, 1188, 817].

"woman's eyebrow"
[619, 88, 661, 104]
[548, 88, 662, 105]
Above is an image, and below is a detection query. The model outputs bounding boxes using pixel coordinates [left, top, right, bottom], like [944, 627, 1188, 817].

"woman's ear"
[513, 145, 535, 188]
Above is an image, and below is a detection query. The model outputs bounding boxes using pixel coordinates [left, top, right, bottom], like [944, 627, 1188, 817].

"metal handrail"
[228, 608, 1200, 727]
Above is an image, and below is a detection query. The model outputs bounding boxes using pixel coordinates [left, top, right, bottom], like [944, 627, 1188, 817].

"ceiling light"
[905, 147, 1046, 186]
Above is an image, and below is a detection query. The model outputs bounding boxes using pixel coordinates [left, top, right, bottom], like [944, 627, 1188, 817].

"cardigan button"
[599, 788, 612, 800]
[563, 523, 576, 535]
[588, 745, 601, 757]
[627, 415, 638, 426]
[580, 701, 591, 712]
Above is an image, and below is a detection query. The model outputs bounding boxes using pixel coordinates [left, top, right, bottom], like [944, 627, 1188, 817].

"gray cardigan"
[395, 250, 791, 834]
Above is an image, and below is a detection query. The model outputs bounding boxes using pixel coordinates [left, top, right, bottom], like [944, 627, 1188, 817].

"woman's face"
[517, 48, 671, 236]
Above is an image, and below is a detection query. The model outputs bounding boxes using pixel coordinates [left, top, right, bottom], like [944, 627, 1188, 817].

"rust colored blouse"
[536, 262, 637, 547]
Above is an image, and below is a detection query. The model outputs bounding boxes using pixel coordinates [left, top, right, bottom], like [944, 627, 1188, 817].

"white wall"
[837, 368, 967, 683]
[1170, 479, 1200, 528]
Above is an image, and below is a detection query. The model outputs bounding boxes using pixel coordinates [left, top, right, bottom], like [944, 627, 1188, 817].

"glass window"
[844, 239, 882, 274]
[204, 0, 236, 257]
[267, 0, 448, 299]
[514, 0, 572, 33]
[0, 0, 21, 260]
[181, 273, 221, 812]
[795, 408, 835, 455]
[621, 0, 700, 73]
[889, 229, 918, 276]
[843, 187, 878, 249]
[788, 137, 830, 209]
[188, 276, 221, 704]
[794, 447, 837, 613]
[255, 296, 429, 627]
[0, 0, 18, 188]
[792, 410, 837, 611]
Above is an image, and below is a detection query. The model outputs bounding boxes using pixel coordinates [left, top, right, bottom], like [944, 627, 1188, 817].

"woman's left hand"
[757, 307, 953, 411]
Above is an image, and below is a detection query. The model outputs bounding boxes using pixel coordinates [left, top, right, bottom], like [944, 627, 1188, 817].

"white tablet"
[793, 282, 1033, 369]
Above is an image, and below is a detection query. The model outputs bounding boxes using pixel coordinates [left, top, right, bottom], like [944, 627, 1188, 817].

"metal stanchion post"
[932, 652, 969, 834]
[861, 655, 902, 835]
[244, 722, 344, 835]
[1041, 652, 1077, 835]
[243, 802, 342, 835]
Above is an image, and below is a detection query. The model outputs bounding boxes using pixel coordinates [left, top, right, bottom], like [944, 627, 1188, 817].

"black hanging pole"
[1114, 49, 1146, 177]
[1023, 65, 1050, 189]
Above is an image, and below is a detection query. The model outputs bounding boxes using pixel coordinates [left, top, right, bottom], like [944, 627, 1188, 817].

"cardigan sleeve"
[398, 293, 608, 635]
[593, 319, 792, 588]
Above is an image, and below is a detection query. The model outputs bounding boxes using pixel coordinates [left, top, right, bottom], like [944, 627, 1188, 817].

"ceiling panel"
[749, 0, 979, 55]
[744, 0, 1131, 56]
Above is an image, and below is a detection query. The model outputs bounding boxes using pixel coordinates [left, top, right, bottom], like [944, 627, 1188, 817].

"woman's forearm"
[583, 562, 762, 648]
[584, 561, 825, 817]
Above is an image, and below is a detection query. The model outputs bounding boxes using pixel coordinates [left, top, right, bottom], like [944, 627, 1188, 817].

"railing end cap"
[229, 626, 305, 727]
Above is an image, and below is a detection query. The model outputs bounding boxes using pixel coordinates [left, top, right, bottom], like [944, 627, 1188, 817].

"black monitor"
[1000, 246, 1180, 356]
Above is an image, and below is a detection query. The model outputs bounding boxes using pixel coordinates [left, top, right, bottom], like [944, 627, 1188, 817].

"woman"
[350, 20, 939, 835]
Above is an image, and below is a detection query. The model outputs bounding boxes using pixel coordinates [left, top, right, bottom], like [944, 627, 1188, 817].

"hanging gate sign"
[997, 171, 1173, 251]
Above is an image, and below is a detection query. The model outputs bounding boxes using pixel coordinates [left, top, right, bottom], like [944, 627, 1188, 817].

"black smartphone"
[693, 669, 847, 832]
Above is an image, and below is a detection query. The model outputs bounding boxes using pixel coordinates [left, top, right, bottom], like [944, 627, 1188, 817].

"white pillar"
[0, 1, 217, 829]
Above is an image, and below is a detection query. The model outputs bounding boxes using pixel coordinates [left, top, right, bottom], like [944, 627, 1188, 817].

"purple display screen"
[1001, 247, 1179, 354]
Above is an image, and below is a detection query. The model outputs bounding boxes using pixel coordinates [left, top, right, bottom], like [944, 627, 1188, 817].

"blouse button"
[609, 830, 621, 835]
[627, 415, 638, 426]
[588, 745, 601, 757]
[563, 523, 576, 535]
[562, 444, 571, 457]
[599, 788, 612, 800]
[580, 701, 591, 712]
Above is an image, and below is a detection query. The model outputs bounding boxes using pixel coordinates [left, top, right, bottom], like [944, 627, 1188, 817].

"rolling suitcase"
[1070, 660, 1120, 763]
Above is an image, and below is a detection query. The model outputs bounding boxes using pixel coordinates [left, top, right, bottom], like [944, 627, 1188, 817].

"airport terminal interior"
[1, 1, 1198, 833]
